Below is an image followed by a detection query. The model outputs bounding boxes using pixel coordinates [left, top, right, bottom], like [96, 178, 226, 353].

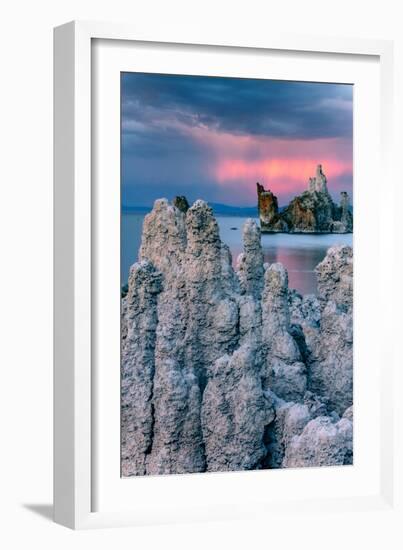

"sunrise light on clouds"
[121, 73, 353, 207]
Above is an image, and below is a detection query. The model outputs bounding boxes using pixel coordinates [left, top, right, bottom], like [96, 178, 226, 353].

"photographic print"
[120, 73, 353, 477]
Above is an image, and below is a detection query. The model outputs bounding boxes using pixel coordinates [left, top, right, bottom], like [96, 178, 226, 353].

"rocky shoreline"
[121, 198, 353, 476]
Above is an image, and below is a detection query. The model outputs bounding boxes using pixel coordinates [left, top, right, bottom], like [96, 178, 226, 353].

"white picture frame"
[54, 20, 398, 530]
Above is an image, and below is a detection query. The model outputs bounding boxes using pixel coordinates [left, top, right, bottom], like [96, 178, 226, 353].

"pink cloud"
[161, 120, 352, 204]
[215, 157, 351, 187]
[182, 126, 352, 202]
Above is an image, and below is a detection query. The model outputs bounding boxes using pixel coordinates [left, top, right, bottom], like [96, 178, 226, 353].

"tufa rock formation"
[172, 195, 190, 213]
[257, 183, 288, 232]
[121, 198, 353, 476]
[257, 164, 353, 234]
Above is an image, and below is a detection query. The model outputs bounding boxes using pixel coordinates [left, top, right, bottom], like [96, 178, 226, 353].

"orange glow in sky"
[215, 157, 351, 189]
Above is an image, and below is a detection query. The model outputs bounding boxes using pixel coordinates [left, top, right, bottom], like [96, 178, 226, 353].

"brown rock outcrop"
[257, 165, 352, 233]
[257, 183, 288, 232]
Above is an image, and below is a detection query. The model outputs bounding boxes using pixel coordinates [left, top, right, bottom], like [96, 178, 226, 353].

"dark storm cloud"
[121, 72, 353, 141]
[121, 72, 353, 207]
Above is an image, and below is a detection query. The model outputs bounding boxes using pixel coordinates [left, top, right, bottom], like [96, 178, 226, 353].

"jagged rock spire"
[121, 201, 354, 475]
[314, 163, 328, 193]
[307, 164, 328, 193]
[257, 164, 352, 233]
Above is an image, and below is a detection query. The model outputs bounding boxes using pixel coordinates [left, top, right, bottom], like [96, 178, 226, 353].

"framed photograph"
[54, 21, 397, 529]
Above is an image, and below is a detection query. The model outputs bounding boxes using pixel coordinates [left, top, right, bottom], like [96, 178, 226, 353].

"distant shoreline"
[123, 209, 258, 218]
[122, 203, 260, 218]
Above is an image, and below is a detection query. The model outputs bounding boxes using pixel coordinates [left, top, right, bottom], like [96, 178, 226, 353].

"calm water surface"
[122, 213, 353, 295]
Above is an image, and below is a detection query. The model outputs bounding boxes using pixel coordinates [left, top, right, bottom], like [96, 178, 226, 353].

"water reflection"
[121, 213, 353, 296]
[217, 216, 353, 295]
[262, 245, 330, 295]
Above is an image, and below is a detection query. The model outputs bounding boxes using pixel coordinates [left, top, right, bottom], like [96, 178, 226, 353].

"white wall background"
[0, 0, 402, 547]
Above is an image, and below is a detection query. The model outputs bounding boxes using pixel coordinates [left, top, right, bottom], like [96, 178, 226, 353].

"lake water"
[122, 212, 353, 295]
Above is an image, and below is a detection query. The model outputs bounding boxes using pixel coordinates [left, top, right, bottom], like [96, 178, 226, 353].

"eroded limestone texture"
[202, 345, 274, 472]
[283, 415, 353, 468]
[261, 264, 307, 403]
[121, 261, 162, 476]
[310, 245, 353, 415]
[121, 198, 353, 475]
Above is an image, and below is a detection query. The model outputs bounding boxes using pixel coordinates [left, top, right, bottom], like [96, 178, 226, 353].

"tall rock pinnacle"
[257, 164, 352, 234]
[121, 199, 354, 475]
[310, 164, 328, 194]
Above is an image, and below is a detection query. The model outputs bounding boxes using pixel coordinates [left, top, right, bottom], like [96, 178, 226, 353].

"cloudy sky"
[121, 72, 353, 208]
